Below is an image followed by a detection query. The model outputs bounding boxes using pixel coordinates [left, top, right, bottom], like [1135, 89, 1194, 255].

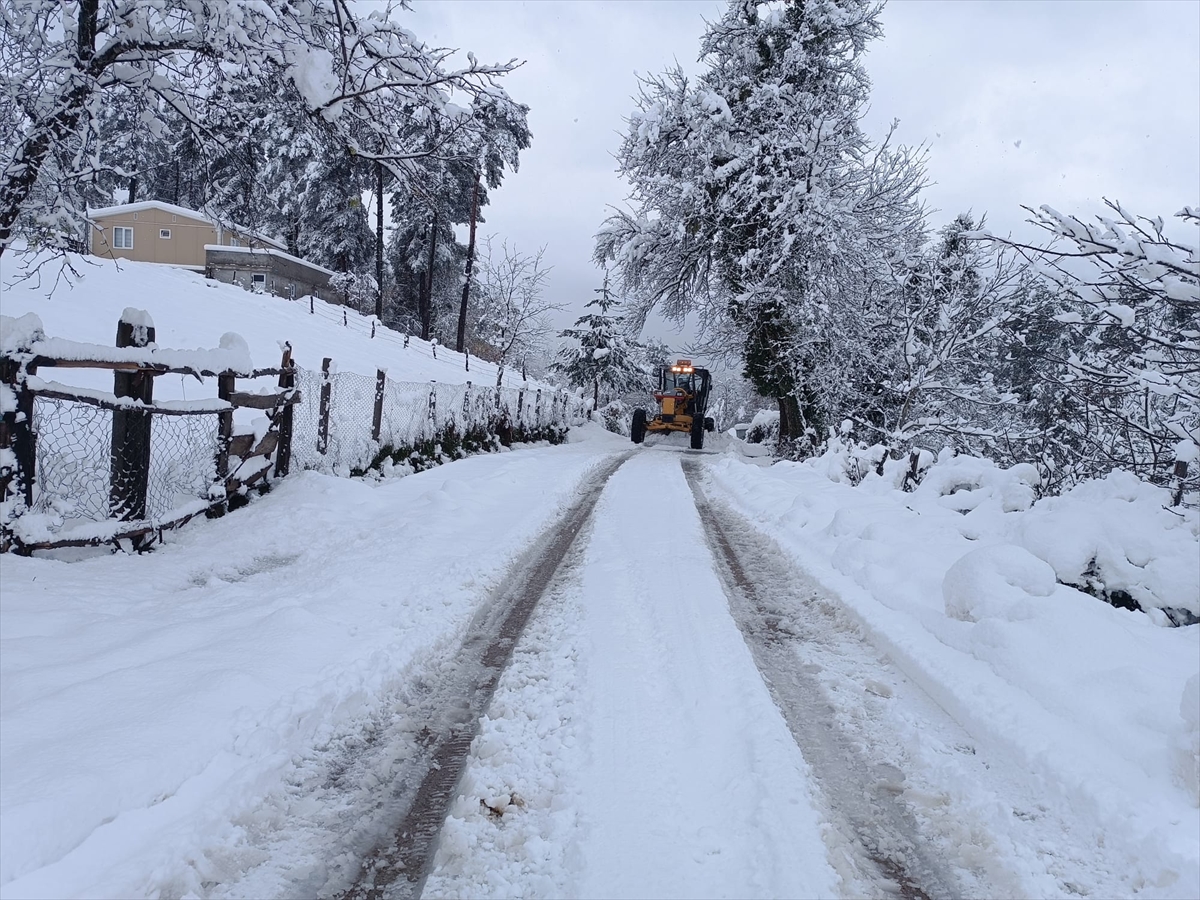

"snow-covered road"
[423, 448, 839, 899]
[2, 430, 1196, 899]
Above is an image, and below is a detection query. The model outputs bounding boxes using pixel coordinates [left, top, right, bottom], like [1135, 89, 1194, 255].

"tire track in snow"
[341, 451, 633, 900]
[683, 458, 966, 900]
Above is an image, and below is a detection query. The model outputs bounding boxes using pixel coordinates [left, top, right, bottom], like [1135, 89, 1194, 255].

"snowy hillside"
[0, 250, 555, 399]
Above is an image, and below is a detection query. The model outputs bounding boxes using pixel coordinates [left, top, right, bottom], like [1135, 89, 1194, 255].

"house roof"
[203, 244, 337, 277]
[87, 200, 287, 251]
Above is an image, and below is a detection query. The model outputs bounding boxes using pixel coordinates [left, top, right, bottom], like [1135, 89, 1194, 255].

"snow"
[0, 312, 46, 354]
[1, 250, 559, 402]
[0, 436, 624, 898]
[704, 449, 1200, 897]
[425, 451, 837, 899]
[4, 248, 1198, 896]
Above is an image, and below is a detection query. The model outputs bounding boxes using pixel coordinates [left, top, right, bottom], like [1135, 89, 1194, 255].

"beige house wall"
[90, 206, 263, 267]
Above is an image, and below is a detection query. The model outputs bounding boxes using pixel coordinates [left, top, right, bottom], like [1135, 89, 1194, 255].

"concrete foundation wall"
[205, 247, 335, 304]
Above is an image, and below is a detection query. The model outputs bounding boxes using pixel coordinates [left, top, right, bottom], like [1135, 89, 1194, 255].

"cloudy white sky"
[402, 0, 1200, 342]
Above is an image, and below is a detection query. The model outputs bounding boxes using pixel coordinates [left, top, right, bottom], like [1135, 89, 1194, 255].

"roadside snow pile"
[705, 450, 1200, 897]
[1012, 471, 1199, 622]
[942, 544, 1058, 623]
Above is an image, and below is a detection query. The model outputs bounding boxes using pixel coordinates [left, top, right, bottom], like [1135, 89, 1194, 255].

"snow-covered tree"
[880, 213, 1030, 451]
[473, 240, 561, 381]
[596, 0, 926, 452]
[0, 0, 524, 256]
[553, 276, 650, 409]
[980, 201, 1200, 490]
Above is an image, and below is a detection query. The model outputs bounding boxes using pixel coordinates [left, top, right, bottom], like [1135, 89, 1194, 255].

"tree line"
[591, 0, 1198, 494]
[1, 0, 560, 365]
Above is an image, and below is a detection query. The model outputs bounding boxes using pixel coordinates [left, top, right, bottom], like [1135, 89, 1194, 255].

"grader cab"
[631, 359, 715, 450]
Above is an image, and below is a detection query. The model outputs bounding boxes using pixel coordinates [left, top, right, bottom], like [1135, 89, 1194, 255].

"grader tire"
[631, 408, 648, 444]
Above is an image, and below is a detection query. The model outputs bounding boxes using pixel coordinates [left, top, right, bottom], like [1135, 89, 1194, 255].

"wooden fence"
[1, 313, 585, 554]
[1, 315, 299, 553]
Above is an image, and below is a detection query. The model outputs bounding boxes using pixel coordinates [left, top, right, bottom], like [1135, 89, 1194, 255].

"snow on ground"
[425, 450, 838, 899]
[703, 446, 1200, 898]
[0, 430, 627, 899]
[0, 249, 550, 400]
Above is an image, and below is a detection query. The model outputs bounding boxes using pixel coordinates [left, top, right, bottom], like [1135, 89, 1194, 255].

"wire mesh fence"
[31, 396, 219, 523]
[18, 363, 585, 537]
[286, 364, 586, 474]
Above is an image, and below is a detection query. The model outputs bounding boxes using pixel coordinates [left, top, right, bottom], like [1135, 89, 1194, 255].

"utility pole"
[455, 171, 480, 353]
[375, 160, 384, 321]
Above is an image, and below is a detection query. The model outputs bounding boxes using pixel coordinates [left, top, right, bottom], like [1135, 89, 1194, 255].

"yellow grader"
[631, 359, 715, 450]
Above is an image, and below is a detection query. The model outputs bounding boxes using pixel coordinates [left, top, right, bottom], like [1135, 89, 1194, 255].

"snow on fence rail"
[1, 312, 585, 553]
[1, 311, 299, 553]
[288, 361, 585, 475]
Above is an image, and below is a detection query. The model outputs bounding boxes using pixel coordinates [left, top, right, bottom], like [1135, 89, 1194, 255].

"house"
[89, 200, 279, 268]
[88, 200, 334, 303]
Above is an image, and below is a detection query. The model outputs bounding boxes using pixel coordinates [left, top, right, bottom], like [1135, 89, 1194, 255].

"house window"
[113, 226, 133, 249]
[230, 237, 241, 247]
[159, 228, 171, 239]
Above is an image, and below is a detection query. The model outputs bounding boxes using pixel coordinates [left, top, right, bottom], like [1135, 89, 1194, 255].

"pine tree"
[553, 277, 649, 409]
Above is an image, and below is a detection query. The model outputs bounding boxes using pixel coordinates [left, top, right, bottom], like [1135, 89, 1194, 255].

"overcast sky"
[402, 0, 1200, 344]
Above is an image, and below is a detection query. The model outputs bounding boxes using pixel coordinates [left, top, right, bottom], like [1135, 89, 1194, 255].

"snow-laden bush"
[943, 544, 1058, 623]
[1011, 470, 1199, 624]
[745, 409, 779, 445]
[913, 449, 1041, 514]
[597, 400, 630, 437]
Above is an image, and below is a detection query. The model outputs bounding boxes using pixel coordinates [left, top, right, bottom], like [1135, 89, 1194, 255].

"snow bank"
[942, 544, 1057, 622]
[0, 437, 620, 897]
[1, 250, 559, 400]
[1012, 471, 1199, 618]
[704, 450, 1200, 897]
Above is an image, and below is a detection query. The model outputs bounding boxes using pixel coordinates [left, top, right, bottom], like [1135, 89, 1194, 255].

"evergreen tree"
[553, 277, 650, 409]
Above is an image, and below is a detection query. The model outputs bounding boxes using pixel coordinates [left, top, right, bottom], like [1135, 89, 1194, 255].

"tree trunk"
[777, 394, 803, 454]
[455, 173, 480, 353]
[375, 161, 385, 321]
[419, 212, 438, 341]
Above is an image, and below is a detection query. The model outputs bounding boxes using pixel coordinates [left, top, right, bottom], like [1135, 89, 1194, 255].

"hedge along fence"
[1, 311, 300, 554]
[1, 311, 585, 553]
[287, 360, 586, 477]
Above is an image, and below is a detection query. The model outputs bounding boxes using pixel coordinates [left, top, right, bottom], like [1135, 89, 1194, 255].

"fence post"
[0, 353, 37, 537]
[431, 339, 438, 360]
[208, 370, 236, 518]
[465, 349, 470, 372]
[428, 380, 437, 433]
[274, 343, 295, 478]
[535, 388, 543, 428]
[517, 387, 524, 426]
[109, 312, 155, 523]
[1172, 458, 1190, 507]
[317, 357, 332, 455]
[463, 381, 472, 426]
[372, 368, 386, 442]
[310, 295, 314, 315]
